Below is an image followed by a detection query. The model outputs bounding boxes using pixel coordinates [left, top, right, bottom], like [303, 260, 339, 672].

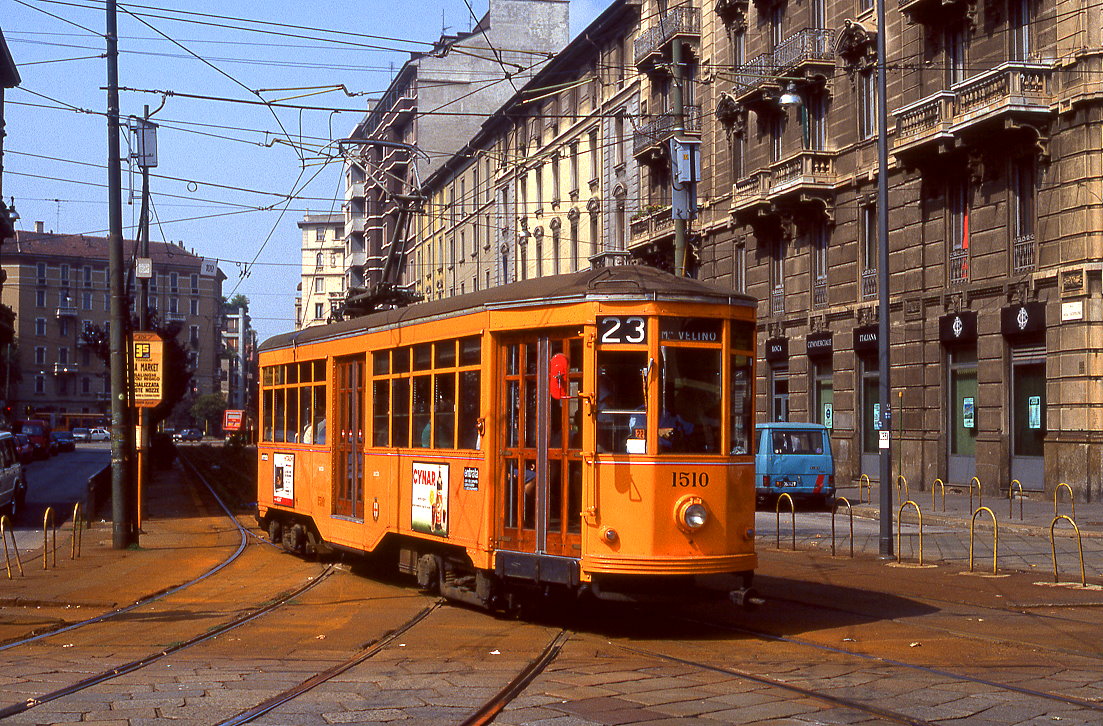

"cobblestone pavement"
[2, 469, 1102, 725]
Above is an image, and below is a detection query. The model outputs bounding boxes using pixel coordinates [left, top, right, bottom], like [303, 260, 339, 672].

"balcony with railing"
[893, 62, 1053, 160]
[345, 179, 366, 201]
[52, 363, 78, 375]
[774, 28, 836, 77]
[861, 268, 878, 300]
[948, 247, 969, 284]
[892, 91, 955, 158]
[347, 213, 368, 235]
[56, 305, 77, 318]
[812, 277, 828, 309]
[1012, 233, 1036, 273]
[951, 62, 1053, 134]
[730, 53, 779, 104]
[899, 0, 970, 24]
[628, 206, 675, 249]
[634, 6, 700, 70]
[166, 312, 186, 323]
[731, 171, 771, 215]
[632, 106, 702, 160]
[766, 150, 838, 202]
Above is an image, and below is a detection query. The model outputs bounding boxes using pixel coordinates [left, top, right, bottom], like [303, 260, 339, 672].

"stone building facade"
[296, 213, 345, 328]
[411, 0, 643, 299]
[341, 0, 570, 301]
[694, 0, 1103, 499]
[1, 228, 224, 424]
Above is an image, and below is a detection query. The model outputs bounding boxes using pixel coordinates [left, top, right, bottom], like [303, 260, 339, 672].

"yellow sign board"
[131, 331, 164, 408]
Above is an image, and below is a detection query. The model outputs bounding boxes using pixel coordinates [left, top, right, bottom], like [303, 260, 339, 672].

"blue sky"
[2, 0, 605, 341]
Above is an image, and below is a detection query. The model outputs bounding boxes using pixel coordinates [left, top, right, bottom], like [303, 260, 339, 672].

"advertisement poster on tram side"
[411, 462, 449, 537]
[273, 453, 295, 506]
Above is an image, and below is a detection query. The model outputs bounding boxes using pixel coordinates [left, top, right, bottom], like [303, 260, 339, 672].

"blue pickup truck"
[755, 422, 835, 507]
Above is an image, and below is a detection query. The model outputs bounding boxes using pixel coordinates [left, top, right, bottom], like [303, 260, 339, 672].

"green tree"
[190, 392, 226, 433]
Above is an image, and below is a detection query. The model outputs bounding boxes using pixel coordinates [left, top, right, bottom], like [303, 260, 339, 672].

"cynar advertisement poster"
[411, 462, 449, 537]
[273, 453, 295, 506]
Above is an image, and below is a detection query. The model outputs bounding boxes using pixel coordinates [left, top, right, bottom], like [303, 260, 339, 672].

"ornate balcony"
[892, 62, 1054, 163]
[632, 106, 701, 162]
[892, 91, 955, 159]
[951, 62, 1053, 135]
[634, 6, 700, 71]
[55, 305, 77, 318]
[628, 205, 674, 249]
[774, 28, 836, 79]
[767, 150, 838, 205]
[731, 171, 771, 216]
[730, 53, 779, 106]
[731, 152, 837, 222]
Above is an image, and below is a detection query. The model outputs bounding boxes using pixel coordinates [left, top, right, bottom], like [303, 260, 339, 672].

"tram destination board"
[130, 331, 164, 408]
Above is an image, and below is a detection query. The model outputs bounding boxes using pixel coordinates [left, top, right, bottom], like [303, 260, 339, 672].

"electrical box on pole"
[129, 117, 158, 169]
[670, 138, 700, 221]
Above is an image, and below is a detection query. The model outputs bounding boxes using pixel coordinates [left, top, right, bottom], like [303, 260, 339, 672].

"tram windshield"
[595, 351, 648, 453]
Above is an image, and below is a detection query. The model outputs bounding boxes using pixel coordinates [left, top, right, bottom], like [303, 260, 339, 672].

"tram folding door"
[334, 356, 365, 520]
[499, 335, 584, 558]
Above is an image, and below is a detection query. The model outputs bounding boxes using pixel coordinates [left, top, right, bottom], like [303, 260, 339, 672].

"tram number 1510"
[672, 471, 709, 487]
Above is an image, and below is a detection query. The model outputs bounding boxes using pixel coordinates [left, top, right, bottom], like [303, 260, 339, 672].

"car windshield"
[770, 430, 825, 455]
[73, 428, 88, 434]
[22, 424, 45, 436]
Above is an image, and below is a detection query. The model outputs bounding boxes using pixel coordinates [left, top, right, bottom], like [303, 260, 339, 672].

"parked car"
[51, 431, 76, 453]
[13, 434, 34, 465]
[173, 428, 203, 442]
[71, 427, 91, 442]
[14, 419, 52, 459]
[89, 427, 110, 442]
[0, 431, 28, 518]
[755, 422, 835, 508]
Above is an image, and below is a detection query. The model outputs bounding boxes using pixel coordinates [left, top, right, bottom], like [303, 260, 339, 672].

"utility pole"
[875, 0, 894, 557]
[106, 0, 133, 549]
[133, 103, 157, 537]
[672, 39, 687, 277]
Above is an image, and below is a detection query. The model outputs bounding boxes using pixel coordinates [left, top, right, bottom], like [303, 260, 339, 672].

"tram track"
[0, 454, 258, 652]
[0, 565, 337, 720]
[643, 610, 1103, 722]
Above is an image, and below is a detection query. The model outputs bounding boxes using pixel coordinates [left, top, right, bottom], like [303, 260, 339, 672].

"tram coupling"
[730, 586, 764, 611]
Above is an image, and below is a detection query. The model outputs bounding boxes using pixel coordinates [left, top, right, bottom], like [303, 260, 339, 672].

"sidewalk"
[757, 483, 1103, 582]
[0, 463, 242, 622]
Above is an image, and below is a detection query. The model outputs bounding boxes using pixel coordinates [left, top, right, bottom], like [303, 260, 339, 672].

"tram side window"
[371, 337, 481, 450]
[596, 351, 648, 453]
[261, 361, 327, 444]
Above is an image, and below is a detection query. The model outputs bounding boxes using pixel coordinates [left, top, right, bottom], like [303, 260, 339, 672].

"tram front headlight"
[674, 496, 709, 533]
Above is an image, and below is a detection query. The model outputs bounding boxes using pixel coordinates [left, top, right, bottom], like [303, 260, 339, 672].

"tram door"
[333, 356, 365, 520]
[499, 335, 584, 558]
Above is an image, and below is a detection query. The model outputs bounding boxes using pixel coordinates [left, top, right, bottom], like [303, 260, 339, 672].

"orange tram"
[256, 266, 760, 609]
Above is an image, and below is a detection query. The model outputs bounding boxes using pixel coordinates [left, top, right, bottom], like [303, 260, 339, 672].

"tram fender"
[495, 551, 580, 587]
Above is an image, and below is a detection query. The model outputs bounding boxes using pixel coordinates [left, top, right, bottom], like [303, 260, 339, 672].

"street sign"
[223, 409, 245, 431]
[130, 331, 164, 408]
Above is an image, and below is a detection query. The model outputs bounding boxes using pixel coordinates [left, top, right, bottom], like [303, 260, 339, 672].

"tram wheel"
[267, 519, 283, 545]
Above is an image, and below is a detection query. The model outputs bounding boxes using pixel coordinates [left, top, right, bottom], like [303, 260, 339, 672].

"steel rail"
[0, 455, 253, 653]
[679, 615, 1103, 714]
[459, 629, 570, 726]
[0, 566, 337, 719]
[615, 641, 936, 726]
[216, 601, 442, 726]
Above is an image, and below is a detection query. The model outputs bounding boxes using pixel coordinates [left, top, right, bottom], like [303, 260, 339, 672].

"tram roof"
[261, 266, 755, 352]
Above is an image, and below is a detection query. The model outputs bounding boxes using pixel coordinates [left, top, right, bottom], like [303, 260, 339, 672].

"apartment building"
[342, 0, 570, 308]
[412, 0, 643, 298]
[1, 227, 224, 421]
[296, 213, 345, 328]
[695, 0, 1103, 499]
[220, 304, 256, 413]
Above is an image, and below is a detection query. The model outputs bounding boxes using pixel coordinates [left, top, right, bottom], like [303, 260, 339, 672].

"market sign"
[130, 331, 164, 408]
